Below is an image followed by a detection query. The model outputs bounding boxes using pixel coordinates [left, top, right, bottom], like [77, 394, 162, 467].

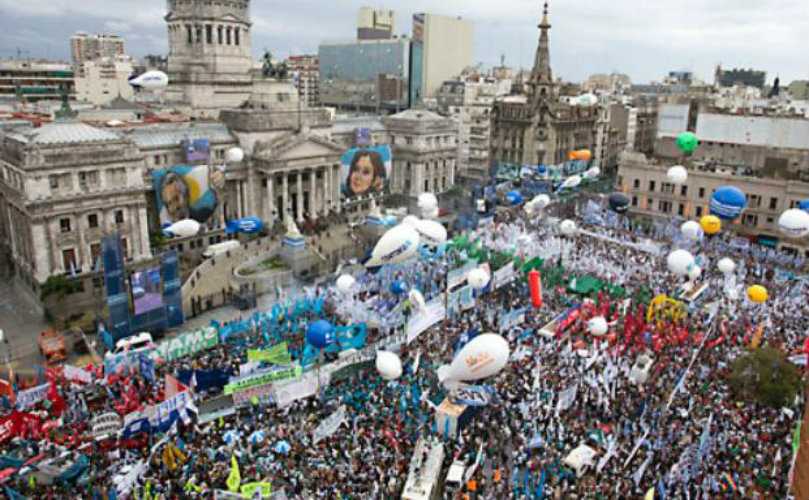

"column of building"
[309, 169, 317, 217]
[282, 173, 289, 222]
[296, 172, 303, 222]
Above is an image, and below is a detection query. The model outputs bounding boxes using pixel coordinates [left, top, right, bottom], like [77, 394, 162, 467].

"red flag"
[164, 374, 187, 398]
[46, 380, 65, 417]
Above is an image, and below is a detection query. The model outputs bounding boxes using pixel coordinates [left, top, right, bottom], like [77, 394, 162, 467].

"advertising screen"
[183, 139, 210, 164]
[130, 267, 163, 316]
[340, 145, 392, 198]
[152, 165, 225, 225]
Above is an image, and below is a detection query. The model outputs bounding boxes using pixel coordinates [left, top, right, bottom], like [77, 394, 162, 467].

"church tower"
[165, 0, 254, 117]
[527, 2, 554, 108]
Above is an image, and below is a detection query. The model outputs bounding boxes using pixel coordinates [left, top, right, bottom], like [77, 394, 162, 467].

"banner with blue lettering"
[177, 369, 234, 393]
[453, 385, 499, 407]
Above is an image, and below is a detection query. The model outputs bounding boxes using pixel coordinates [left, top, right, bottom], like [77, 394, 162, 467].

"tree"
[727, 347, 802, 408]
[40, 275, 81, 326]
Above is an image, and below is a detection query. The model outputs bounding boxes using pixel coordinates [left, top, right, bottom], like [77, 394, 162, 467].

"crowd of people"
[1, 200, 806, 500]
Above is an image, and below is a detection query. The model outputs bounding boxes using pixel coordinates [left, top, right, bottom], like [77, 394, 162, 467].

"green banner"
[151, 327, 219, 362]
[224, 365, 302, 395]
[241, 482, 271, 499]
[247, 342, 292, 365]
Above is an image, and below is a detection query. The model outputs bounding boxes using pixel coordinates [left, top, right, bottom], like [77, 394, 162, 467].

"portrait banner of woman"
[340, 145, 392, 198]
[152, 164, 226, 225]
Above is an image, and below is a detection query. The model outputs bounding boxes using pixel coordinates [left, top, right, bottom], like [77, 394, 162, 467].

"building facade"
[382, 109, 457, 196]
[617, 152, 809, 254]
[74, 56, 135, 106]
[0, 60, 76, 103]
[357, 7, 396, 40]
[287, 55, 320, 108]
[410, 13, 474, 103]
[594, 102, 629, 171]
[715, 66, 766, 89]
[164, 0, 253, 117]
[491, 3, 598, 167]
[70, 32, 126, 66]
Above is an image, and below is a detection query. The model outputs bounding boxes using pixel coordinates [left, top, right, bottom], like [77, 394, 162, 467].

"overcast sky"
[1, 0, 807, 84]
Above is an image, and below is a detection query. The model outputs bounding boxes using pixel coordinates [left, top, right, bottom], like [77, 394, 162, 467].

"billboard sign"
[340, 145, 392, 198]
[152, 165, 225, 225]
[182, 139, 210, 163]
[130, 267, 163, 316]
[354, 127, 372, 147]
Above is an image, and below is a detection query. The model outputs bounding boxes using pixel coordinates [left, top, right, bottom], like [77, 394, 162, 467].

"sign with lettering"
[406, 299, 445, 344]
[453, 385, 499, 407]
[91, 412, 123, 438]
[247, 342, 292, 365]
[312, 406, 347, 444]
[224, 365, 302, 395]
[15, 383, 49, 410]
[241, 482, 272, 499]
[151, 327, 218, 362]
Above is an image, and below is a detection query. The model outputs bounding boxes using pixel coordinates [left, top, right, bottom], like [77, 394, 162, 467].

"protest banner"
[241, 482, 272, 499]
[453, 385, 499, 407]
[62, 365, 92, 384]
[91, 412, 122, 439]
[492, 262, 517, 290]
[499, 308, 526, 333]
[197, 395, 236, 424]
[151, 327, 219, 362]
[224, 365, 302, 395]
[406, 300, 446, 344]
[15, 383, 49, 411]
[312, 406, 347, 443]
[247, 342, 292, 365]
[274, 372, 324, 408]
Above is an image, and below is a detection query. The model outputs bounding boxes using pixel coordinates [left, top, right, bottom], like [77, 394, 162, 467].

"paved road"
[0, 270, 49, 370]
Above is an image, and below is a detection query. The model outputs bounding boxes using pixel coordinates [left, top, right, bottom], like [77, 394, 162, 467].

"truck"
[38, 331, 67, 365]
[202, 240, 241, 259]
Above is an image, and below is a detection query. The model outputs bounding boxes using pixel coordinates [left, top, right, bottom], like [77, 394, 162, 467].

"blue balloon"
[799, 199, 809, 213]
[306, 320, 335, 349]
[505, 191, 523, 206]
[391, 280, 408, 295]
[709, 186, 747, 220]
[536, 165, 547, 174]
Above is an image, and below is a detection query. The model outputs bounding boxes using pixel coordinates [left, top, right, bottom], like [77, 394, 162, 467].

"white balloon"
[531, 194, 551, 211]
[466, 268, 490, 290]
[414, 219, 447, 247]
[128, 70, 169, 89]
[717, 258, 736, 276]
[559, 220, 577, 236]
[422, 206, 440, 220]
[680, 221, 703, 242]
[687, 265, 702, 281]
[402, 215, 420, 227]
[163, 219, 201, 238]
[584, 167, 601, 179]
[365, 225, 420, 267]
[438, 333, 510, 389]
[778, 209, 809, 238]
[667, 249, 695, 276]
[226, 147, 244, 163]
[418, 193, 438, 211]
[375, 351, 403, 381]
[562, 175, 582, 189]
[336, 274, 355, 293]
[667, 165, 688, 185]
[587, 316, 608, 337]
[408, 289, 428, 314]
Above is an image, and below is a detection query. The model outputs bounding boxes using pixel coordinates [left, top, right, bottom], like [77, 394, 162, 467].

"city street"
[0, 270, 49, 372]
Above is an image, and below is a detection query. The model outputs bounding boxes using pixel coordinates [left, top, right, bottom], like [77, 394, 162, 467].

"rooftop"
[9, 120, 120, 145]
[125, 122, 235, 149]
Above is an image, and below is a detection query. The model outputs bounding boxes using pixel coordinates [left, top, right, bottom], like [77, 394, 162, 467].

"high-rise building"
[410, 13, 474, 104]
[715, 65, 767, 89]
[70, 32, 126, 66]
[491, 3, 598, 166]
[287, 55, 320, 108]
[164, 0, 253, 117]
[357, 7, 396, 40]
[0, 59, 76, 103]
[75, 56, 135, 106]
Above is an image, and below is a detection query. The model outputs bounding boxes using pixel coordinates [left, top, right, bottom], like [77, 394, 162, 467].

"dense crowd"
[1, 202, 806, 500]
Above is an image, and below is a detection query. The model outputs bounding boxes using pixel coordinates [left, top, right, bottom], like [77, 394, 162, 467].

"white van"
[203, 240, 241, 259]
[111, 332, 154, 356]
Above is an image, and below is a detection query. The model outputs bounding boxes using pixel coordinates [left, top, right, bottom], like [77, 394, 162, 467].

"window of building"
[769, 197, 778, 210]
[235, 28, 240, 46]
[87, 214, 99, 228]
[680, 185, 688, 196]
[424, 180, 429, 192]
[121, 238, 128, 259]
[678, 204, 685, 216]
[748, 194, 761, 208]
[659, 200, 672, 213]
[766, 216, 774, 224]
[49, 175, 59, 189]
[648, 180, 656, 192]
[226, 27, 231, 45]
[631, 196, 638, 207]
[633, 179, 640, 189]
[62, 248, 76, 271]
[696, 206, 703, 217]
[92, 277, 103, 290]
[187, 26, 193, 44]
[406, 137, 413, 146]
[218, 26, 223, 44]
[196, 26, 202, 44]
[698, 187, 705, 198]
[115, 210, 124, 224]
[90, 243, 101, 268]
[742, 213, 758, 227]
[154, 155, 161, 166]
[661, 182, 674, 194]
[206, 25, 213, 44]
[60, 218, 71, 233]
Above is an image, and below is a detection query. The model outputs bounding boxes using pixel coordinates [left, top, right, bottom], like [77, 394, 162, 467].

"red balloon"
[528, 270, 543, 309]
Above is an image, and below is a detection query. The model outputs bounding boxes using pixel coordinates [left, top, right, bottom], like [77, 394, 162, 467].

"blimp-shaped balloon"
[376, 351, 403, 381]
[437, 333, 510, 390]
[418, 192, 438, 213]
[608, 193, 630, 214]
[414, 219, 447, 247]
[778, 209, 809, 238]
[402, 215, 420, 227]
[680, 221, 703, 242]
[576, 94, 598, 106]
[709, 186, 746, 220]
[128, 70, 169, 90]
[364, 224, 420, 268]
[667, 166, 688, 185]
[408, 289, 428, 314]
[531, 194, 551, 211]
[583, 166, 601, 179]
[466, 267, 490, 291]
[163, 219, 201, 238]
[422, 206, 440, 220]
[225, 217, 263, 235]
[561, 175, 582, 189]
[667, 249, 695, 276]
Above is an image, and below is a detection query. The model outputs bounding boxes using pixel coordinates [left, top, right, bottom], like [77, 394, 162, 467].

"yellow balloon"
[700, 215, 721, 235]
[747, 285, 768, 303]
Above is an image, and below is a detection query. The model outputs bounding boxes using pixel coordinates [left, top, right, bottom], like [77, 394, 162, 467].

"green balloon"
[677, 132, 699, 154]
[251, 396, 259, 405]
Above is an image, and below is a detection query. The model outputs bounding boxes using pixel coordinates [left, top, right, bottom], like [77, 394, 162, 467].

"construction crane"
[0, 47, 32, 59]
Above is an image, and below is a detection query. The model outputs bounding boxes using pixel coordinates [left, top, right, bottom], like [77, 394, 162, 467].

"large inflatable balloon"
[505, 191, 523, 206]
[408, 289, 428, 314]
[414, 219, 447, 247]
[467, 268, 490, 290]
[437, 333, 510, 389]
[530, 194, 551, 211]
[608, 193, 630, 214]
[365, 225, 420, 268]
[402, 215, 420, 227]
[336, 274, 355, 293]
[528, 270, 542, 309]
[418, 193, 438, 212]
[226, 147, 244, 163]
[163, 219, 201, 238]
[587, 316, 608, 337]
[676, 132, 698, 154]
[422, 206, 440, 220]
[667, 165, 688, 185]
[687, 265, 702, 281]
[576, 94, 598, 106]
[799, 200, 809, 213]
[778, 209, 809, 238]
[747, 285, 768, 304]
[710, 186, 746, 220]
[667, 249, 695, 276]
[226, 217, 263, 235]
[561, 175, 582, 189]
[717, 258, 735, 276]
[391, 280, 408, 296]
[376, 351, 403, 381]
[306, 320, 335, 349]
[585, 166, 601, 179]
[700, 215, 722, 235]
[680, 221, 703, 241]
[568, 149, 592, 162]
[128, 70, 169, 89]
[559, 220, 577, 236]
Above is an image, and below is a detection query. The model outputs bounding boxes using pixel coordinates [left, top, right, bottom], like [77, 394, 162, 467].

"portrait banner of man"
[152, 165, 226, 225]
